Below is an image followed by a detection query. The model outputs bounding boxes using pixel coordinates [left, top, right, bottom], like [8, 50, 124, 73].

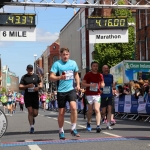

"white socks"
[59, 124, 76, 133]
[59, 127, 64, 133]
[31, 125, 34, 128]
[107, 122, 110, 127]
[71, 123, 76, 130]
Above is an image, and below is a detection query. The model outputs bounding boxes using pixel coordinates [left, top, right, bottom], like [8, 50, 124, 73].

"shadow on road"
[4, 128, 86, 136]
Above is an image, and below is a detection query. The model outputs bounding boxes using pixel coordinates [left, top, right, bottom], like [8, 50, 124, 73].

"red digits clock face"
[62, 72, 65, 75]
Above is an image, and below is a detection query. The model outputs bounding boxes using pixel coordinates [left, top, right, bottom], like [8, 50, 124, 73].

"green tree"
[94, 0, 135, 71]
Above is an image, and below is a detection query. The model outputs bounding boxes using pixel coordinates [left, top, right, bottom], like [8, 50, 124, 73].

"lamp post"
[34, 54, 37, 73]
[128, 22, 136, 60]
[46, 72, 49, 91]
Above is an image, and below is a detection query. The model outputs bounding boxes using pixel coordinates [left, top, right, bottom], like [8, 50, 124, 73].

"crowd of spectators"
[115, 78, 150, 101]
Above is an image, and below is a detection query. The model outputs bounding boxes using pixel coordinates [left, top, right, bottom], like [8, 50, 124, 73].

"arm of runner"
[19, 83, 34, 90]
[100, 74, 105, 88]
[74, 72, 80, 90]
[82, 80, 97, 87]
[50, 72, 66, 81]
[50, 62, 66, 81]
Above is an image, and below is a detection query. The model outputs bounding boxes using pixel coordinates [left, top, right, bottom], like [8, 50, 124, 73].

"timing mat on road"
[1, 137, 150, 147]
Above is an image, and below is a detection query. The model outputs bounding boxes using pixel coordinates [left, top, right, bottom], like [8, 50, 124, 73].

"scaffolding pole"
[3, 0, 150, 9]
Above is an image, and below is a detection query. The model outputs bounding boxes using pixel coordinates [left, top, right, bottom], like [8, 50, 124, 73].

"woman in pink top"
[19, 94, 24, 111]
[41, 92, 47, 111]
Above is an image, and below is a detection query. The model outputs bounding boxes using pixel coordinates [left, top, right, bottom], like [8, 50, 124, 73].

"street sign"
[89, 29, 128, 43]
[0, 26, 36, 41]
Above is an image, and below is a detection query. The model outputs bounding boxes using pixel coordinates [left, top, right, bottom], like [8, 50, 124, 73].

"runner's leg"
[93, 102, 101, 126]
[27, 107, 34, 126]
[58, 108, 65, 129]
[33, 109, 38, 117]
[70, 101, 77, 127]
[87, 104, 93, 124]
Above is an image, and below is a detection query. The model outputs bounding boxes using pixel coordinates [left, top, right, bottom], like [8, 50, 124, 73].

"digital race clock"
[0, 13, 36, 26]
[87, 17, 128, 29]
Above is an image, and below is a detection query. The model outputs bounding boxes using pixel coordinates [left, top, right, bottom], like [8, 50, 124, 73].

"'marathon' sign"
[89, 29, 128, 43]
[125, 62, 150, 69]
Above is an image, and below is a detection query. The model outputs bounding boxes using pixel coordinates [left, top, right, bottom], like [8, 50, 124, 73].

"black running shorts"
[57, 89, 77, 108]
[24, 95, 39, 109]
[101, 97, 112, 108]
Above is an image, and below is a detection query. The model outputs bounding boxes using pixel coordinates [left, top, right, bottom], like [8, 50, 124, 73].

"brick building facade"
[48, 40, 60, 77]
[136, 0, 150, 61]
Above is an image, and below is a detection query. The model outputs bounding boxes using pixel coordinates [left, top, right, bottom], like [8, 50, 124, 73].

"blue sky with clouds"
[0, 0, 79, 79]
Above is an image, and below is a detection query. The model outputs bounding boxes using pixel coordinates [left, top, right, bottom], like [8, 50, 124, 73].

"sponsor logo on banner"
[138, 96, 146, 113]
[146, 95, 150, 113]
[0, 110, 7, 138]
[114, 97, 119, 112]
[124, 95, 131, 113]
[130, 96, 139, 113]
[118, 95, 125, 113]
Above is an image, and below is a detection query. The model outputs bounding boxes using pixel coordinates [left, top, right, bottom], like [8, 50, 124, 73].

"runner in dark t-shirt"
[101, 65, 114, 130]
[19, 64, 42, 134]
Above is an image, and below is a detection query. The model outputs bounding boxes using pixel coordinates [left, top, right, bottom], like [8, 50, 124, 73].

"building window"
[53, 56, 58, 63]
[53, 45, 56, 49]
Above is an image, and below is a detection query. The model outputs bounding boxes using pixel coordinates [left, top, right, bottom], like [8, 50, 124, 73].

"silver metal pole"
[4, 1, 150, 9]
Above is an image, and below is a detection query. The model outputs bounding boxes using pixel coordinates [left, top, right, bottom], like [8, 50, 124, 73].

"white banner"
[0, 27, 36, 41]
[124, 95, 131, 113]
[138, 96, 146, 113]
[89, 29, 128, 43]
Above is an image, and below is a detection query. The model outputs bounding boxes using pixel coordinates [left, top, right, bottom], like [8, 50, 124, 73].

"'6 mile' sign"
[0, 13, 36, 41]
[0, 109, 7, 138]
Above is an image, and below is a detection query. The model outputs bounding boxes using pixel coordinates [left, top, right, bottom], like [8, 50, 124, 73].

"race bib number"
[103, 86, 111, 94]
[8, 98, 12, 102]
[65, 70, 74, 80]
[89, 83, 98, 92]
[28, 85, 35, 92]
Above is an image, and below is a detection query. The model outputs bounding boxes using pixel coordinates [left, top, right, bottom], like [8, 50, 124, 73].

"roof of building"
[55, 39, 59, 44]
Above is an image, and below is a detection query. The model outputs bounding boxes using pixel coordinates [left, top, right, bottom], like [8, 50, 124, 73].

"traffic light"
[0, 0, 11, 8]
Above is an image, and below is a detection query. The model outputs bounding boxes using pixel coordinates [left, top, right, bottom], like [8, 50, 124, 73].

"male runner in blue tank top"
[101, 65, 115, 130]
[50, 47, 80, 139]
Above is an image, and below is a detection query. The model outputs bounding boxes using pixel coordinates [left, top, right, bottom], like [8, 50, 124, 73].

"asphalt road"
[0, 104, 150, 150]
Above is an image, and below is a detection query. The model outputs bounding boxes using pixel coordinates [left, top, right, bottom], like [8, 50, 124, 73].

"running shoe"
[59, 132, 65, 139]
[71, 129, 80, 137]
[106, 126, 113, 130]
[112, 119, 116, 124]
[96, 127, 102, 133]
[29, 127, 34, 134]
[86, 123, 92, 131]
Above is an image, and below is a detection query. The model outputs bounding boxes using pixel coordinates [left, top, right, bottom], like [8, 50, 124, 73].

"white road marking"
[53, 118, 58, 120]
[5, 114, 12, 116]
[78, 125, 86, 128]
[64, 121, 71, 124]
[50, 112, 57, 114]
[25, 140, 42, 150]
[102, 132, 121, 137]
